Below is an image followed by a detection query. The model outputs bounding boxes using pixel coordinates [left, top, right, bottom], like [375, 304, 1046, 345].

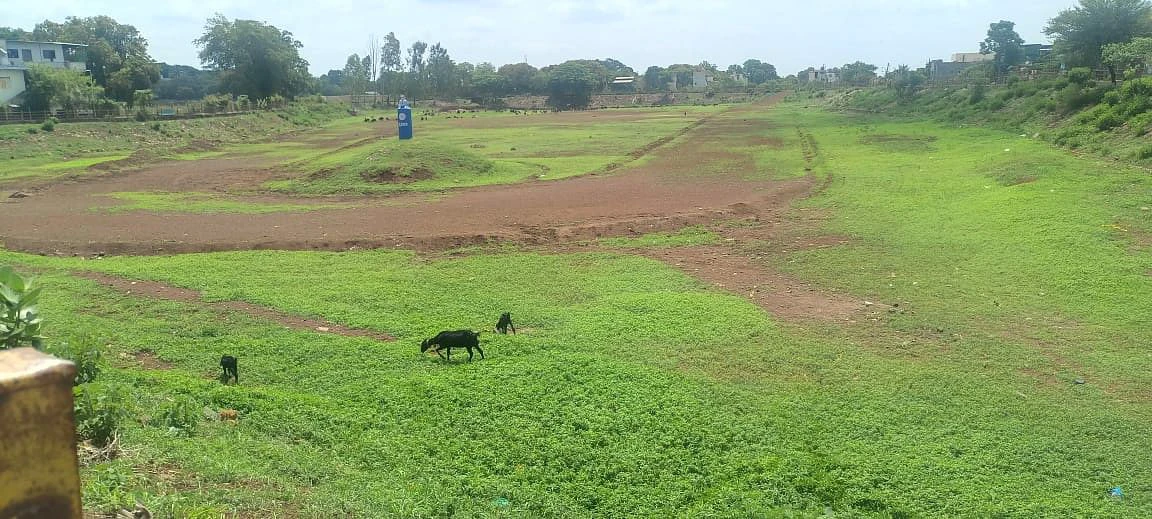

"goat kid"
[495, 312, 516, 335]
[220, 355, 238, 384]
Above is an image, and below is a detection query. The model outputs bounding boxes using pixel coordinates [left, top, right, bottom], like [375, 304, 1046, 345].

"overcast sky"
[10, 1, 1067, 76]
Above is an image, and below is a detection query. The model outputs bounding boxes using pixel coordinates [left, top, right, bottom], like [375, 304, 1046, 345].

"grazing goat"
[220, 355, 238, 384]
[495, 312, 516, 335]
[421, 330, 484, 362]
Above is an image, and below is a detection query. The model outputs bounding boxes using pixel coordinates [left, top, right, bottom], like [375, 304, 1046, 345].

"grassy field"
[2, 100, 1151, 516]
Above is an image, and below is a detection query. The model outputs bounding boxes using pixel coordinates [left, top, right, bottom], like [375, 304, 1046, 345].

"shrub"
[1068, 68, 1093, 86]
[46, 335, 102, 385]
[74, 382, 133, 447]
[150, 122, 162, 132]
[25, 127, 38, 135]
[156, 396, 201, 436]
[968, 83, 987, 104]
[1095, 111, 1123, 131]
[1134, 144, 1152, 160]
[40, 117, 57, 132]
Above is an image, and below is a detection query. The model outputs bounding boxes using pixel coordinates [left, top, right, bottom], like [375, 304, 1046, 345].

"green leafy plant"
[74, 382, 133, 448]
[0, 266, 45, 349]
[156, 396, 201, 436]
[40, 117, 57, 132]
[47, 335, 103, 385]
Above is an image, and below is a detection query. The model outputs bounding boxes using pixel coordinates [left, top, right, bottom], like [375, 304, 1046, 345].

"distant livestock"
[421, 330, 485, 362]
[220, 355, 238, 384]
[495, 312, 516, 335]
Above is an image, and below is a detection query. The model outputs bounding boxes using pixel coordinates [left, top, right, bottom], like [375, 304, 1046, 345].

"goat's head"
[419, 338, 432, 353]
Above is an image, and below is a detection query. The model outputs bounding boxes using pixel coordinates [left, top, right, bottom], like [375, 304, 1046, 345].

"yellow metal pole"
[0, 347, 82, 519]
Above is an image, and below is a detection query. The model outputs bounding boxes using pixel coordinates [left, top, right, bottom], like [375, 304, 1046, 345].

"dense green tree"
[427, 43, 455, 97]
[194, 14, 311, 99]
[342, 53, 368, 95]
[379, 32, 403, 95]
[316, 69, 346, 96]
[0, 27, 30, 40]
[981, 20, 1026, 73]
[105, 58, 160, 102]
[643, 66, 667, 91]
[547, 60, 604, 109]
[1102, 37, 1152, 76]
[1045, 0, 1152, 82]
[741, 59, 778, 84]
[22, 63, 102, 112]
[470, 62, 506, 101]
[498, 63, 538, 95]
[840, 61, 878, 86]
[154, 64, 220, 100]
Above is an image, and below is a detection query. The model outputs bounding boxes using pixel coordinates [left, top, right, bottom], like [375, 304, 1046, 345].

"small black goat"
[220, 355, 238, 384]
[421, 330, 484, 362]
[495, 312, 516, 335]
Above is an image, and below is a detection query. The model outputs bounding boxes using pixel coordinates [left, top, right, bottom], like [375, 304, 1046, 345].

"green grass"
[599, 226, 722, 248]
[98, 192, 349, 214]
[2, 100, 1151, 517]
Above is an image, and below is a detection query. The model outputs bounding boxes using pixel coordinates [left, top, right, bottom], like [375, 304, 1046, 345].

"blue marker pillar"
[397, 95, 413, 140]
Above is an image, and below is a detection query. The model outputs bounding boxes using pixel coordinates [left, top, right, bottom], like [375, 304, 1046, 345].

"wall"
[0, 68, 26, 105]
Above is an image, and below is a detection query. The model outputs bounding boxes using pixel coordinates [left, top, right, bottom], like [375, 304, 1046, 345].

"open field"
[2, 96, 1151, 516]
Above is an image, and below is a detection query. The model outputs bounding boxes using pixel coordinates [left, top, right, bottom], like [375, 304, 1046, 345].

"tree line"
[2, 14, 779, 112]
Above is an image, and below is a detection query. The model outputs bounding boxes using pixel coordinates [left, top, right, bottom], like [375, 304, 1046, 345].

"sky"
[7, 0, 1069, 76]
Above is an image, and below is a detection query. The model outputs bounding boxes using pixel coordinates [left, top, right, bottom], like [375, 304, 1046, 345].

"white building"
[0, 40, 88, 105]
[951, 52, 995, 64]
[692, 70, 714, 89]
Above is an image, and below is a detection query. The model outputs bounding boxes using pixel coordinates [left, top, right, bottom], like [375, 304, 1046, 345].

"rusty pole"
[0, 347, 82, 519]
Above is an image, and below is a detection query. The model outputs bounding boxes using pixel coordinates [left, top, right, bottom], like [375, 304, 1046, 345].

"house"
[1022, 44, 1054, 63]
[951, 52, 995, 64]
[692, 70, 714, 89]
[804, 67, 840, 84]
[0, 39, 88, 105]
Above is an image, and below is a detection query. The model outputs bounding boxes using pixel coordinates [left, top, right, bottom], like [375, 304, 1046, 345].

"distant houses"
[928, 45, 1054, 81]
[800, 67, 840, 84]
[0, 39, 88, 105]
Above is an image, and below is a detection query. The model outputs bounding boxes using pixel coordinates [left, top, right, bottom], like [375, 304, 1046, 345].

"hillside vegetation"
[841, 73, 1152, 164]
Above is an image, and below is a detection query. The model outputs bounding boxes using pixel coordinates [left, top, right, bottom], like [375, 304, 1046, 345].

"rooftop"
[3, 39, 88, 47]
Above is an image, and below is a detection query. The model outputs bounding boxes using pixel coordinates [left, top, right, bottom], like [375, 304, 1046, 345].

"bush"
[74, 382, 133, 447]
[968, 83, 987, 104]
[40, 117, 57, 132]
[133, 110, 151, 122]
[156, 396, 201, 436]
[1068, 68, 1093, 86]
[46, 335, 103, 385]
[1095, 111, 1124, 131]
[1134, 144, 1152, 161]
[25, 127, 38, 135]
[150, 122, 162, 132]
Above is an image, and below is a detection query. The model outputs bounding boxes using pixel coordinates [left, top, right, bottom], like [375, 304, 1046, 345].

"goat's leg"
[509, 322, 516, 334]
[434, 348, 446, 360]
[446, 347, 452, 362]
[467, 347, 474, 362]
[475, 345, 485, 360]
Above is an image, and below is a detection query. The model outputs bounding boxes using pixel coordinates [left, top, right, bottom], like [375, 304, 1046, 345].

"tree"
[405, 41, 428, 97]
[342, 53, 368, 95]
[889, 65, 925, 102]
[154, 64, 221, 100]
[839, 61, 878, 86]
[379, 32, 403, 95]
[643, 66, 667, 92]
[547, 60, 604, 109]
[31, 16, 158, 102]
[194, 14, 311, 99]
[316, 69, 346, 96]
[0, 27, 30, 40]
[498, 63, 539, 95]
[981, 20, 1026, 74]
[470, 62, 506, 101]
[22, 64, 102, 112]
[1102, 37, 1152, 76]
[742, 59, 779, 84]
[1045, 0, 1152, 82]
[427, 43, 456, 97]
[105, 59, 160, 103]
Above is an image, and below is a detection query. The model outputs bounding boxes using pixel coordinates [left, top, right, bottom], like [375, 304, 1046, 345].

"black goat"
[495, 312, 516, 335]
[220, 355, 238, 384]
[421, 330, 484, 362]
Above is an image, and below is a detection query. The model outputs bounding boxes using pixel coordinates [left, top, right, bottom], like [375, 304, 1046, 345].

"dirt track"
[0, 100, 810, 257]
